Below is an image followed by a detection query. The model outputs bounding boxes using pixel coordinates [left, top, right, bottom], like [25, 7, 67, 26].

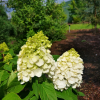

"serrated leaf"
[0, 70, 10, 83]
[56, 90, 73, 100]
[56, 87, 78, 100]
[22, 91, 35, 100]
[7, 71, 25, 93]
[4, 63, 13, 72]
[78, 92, 85, 96]
[39, 81, 57, 100]
[32, 79, 39, 99]
[9, 49, 15, 56]
[7, 71, 16, 88]
[0, 80, 8, 98]
[52, 55, 60, 61]
[0, 80, 7, 87]
[10, 56, 18, 64]
[2, 92, 21, 100]
[7, 81, 26, 93]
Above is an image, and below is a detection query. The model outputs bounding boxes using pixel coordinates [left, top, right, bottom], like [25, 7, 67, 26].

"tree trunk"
[93, 0, 97, 34]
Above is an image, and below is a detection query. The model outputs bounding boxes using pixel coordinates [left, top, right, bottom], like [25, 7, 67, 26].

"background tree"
[68, 0, 85, 23]
[7, 0, 67, 42]
[0, 4, 17, 43]
[82, 0, 100, 32]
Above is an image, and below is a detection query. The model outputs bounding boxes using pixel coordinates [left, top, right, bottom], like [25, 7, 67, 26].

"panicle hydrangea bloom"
[52, 48, 84, 91]
[3, 53, 13, 64]
[0, 42, 9, 52]
[17, 31, 56, 84]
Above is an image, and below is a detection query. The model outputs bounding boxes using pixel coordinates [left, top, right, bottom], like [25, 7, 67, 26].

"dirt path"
[50, 29, 100, 100]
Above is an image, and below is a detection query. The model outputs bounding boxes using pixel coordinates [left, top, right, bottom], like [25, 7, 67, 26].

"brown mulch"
[50, 29, 100, 100]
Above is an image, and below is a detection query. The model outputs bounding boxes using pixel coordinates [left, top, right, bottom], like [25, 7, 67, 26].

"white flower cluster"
[52, 48, 84, 91]
[17, 31, 56, 84]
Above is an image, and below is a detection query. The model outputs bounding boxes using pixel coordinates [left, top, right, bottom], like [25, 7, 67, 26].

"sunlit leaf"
[2, 92, 21, 100]
[39, 81, 57, 100]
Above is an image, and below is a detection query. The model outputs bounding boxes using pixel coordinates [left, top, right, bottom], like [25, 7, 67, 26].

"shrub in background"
[8, 0, 67, 42]
[0, 5, 17, 43]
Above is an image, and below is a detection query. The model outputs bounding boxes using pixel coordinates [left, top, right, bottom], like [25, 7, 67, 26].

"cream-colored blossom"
[17, 31, 56, 84]
[52, 48, 84, 91]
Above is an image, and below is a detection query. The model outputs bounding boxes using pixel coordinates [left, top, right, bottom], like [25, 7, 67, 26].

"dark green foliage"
[68, 0, 85, 23]
[82, 0, 100, 30]
[7, 0, 67, 42]
[63, 1, 71, 22]
[0, 4, 17, 43]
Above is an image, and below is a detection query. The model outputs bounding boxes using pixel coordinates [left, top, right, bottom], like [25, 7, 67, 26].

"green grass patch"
[66, 24, 100, 30]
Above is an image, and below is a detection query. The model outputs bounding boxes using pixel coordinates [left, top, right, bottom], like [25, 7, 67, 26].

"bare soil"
[50, 29, 100, 100]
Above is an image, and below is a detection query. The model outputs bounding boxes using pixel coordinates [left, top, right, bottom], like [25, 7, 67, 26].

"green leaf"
[39, 81, 57, 100]
[0, 70, 4, 84]
[30, 96, 38, 100]
[78, 92, 85, 96]
[10, 56, 18, 64]
[56, 87, 78, 100]
[72, 89, 85, 96]
[7, 71, 25, 93]
[32, 78, 39, 99]
[0, 55, 2, 59]
[7, 81, 26, 93]
[56, 90, 73, 100]
[4, 63, 13, 72]
[7, 71, 16, 88]
[52, 55, 60, 61]
[2, 92, 21, 100]
[0, 70, 10, 83]
[22, 91, 35, 100]
[0, 79, 7, 87]
[9, 49, 15, 56]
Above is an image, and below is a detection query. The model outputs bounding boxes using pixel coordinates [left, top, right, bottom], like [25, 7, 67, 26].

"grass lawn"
[66, 24, 100, 30]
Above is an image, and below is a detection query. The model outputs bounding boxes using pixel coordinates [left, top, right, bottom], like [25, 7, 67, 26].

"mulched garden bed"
[50, 29, 100, 100]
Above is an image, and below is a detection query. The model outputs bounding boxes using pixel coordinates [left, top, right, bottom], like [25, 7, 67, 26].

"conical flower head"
[53, 48, 84, 91]
[17, 31, 56, 84]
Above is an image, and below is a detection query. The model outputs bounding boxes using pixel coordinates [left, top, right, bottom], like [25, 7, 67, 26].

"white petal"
[17, 65, 21, 71]
[17, 58, 22, 65]
[23, 57, 28, 62]
[33, 68, 43, 77]
[27, 62, 33, 68]
[20, 81, 25, 84]
[42, 64, 48, 69]
[22, 71, 28, 76]
[61, 57, 66, 61]
[43, 69, 49, 73]
[29, 71, 34, 77]
[32, 55, 39, 63]
[72, 84, 77, 88]
[68, 77, 75, 84]
[58, 74, 64, 80]
[56, 79, 66, 89]
[36, 59, 44, 66]
[49, 71, 54, 75]
[51, 66, 56, 71]
[23, 76, 30, 82]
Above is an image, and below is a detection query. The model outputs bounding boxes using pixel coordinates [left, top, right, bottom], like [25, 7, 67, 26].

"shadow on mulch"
[50, 29, 100, 100]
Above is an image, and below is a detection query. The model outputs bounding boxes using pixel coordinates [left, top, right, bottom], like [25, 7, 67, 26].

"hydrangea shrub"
[16, 31, 85, 100]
